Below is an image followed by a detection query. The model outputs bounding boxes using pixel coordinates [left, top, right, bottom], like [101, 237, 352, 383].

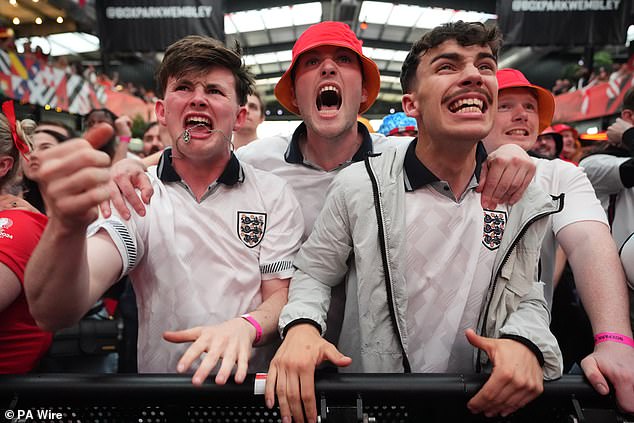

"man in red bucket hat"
[274, 21, 380, 117]
[483, 68, 634, 413]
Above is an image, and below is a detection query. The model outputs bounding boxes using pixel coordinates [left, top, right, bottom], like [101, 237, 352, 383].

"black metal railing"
[0, 373, 630, 422]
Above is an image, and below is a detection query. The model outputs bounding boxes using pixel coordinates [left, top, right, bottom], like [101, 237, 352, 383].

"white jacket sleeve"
[278, 175, 354, 336]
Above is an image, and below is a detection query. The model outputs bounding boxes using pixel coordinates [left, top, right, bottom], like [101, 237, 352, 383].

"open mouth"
[505, 129, 529, 136]
[448, 98, 486, 114]
[184, 115, 212, 131]
[316, 85, 342, 112]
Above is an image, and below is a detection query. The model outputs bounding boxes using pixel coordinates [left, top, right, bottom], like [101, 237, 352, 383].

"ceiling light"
[9, 0, 17, 6]
[359, 1, 393, 24]
[32, 0, 39, 3]
[12, 17, 20, 25]
[57, 17, 64, 24]
[35, 17, 42, 25]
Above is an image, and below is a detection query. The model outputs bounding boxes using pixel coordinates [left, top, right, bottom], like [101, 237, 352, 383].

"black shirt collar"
[157, 147, 244, 185]
[284, 121, 374, 165]
[403, 139, 488, 191]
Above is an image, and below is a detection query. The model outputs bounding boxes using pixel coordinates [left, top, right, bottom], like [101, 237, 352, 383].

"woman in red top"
[0, 102, 52, 373]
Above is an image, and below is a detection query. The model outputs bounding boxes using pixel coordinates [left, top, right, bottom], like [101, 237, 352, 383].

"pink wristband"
[241, 314, 262, 345]
[117, 135, 131, 143]
[594, 332, 634, 348]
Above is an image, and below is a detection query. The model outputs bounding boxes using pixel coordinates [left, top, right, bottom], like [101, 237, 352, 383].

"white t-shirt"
[533, 157, 608, 305]
[90, 149, 304, 373]
[580, 154, 634, 249]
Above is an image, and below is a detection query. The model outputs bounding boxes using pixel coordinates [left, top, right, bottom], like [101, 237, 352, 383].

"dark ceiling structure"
[0, 0, 631, 119]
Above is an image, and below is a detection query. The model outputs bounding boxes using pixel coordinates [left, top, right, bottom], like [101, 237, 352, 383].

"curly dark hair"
[400, 21, 502, 94]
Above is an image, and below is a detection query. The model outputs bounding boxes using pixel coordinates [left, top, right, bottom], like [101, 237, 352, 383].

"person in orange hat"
[483, 68, 634, 413]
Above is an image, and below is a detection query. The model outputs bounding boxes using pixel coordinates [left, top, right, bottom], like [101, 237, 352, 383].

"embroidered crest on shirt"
[0, 217, 14, 239]
[237, 212, 267, 248]
[482, 210, 506, 250]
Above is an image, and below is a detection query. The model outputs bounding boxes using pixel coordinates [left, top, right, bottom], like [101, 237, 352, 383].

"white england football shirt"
[90, 149, 304, 373]
[402, 140, 506, 373]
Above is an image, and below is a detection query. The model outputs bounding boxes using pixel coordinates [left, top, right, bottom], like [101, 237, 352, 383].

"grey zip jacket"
[280, 144, 564, 380]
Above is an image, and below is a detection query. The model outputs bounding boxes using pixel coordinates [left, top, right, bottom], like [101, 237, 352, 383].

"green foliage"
[593, 50, 612, 70]
[131, 114, 148, 138]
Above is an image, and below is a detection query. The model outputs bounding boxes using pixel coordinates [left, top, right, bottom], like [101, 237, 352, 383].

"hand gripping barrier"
[0, 373, 630, 422]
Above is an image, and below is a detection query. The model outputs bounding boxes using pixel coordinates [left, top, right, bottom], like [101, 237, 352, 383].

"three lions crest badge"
[238, 212, 267, 248]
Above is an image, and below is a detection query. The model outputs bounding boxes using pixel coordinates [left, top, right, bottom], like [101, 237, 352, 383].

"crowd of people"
[0, 19, 633, 421]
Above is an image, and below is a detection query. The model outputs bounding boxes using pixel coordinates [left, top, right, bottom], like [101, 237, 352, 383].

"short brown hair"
[400, 21, 502, 93]
[155, 35, 254, 106]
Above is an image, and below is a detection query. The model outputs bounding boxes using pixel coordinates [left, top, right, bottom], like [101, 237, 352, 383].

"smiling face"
[402, 40, 497, 146]
[155, 66, 246, 161]
[483, 87, 539, 152]
[291, 45, 368, 141]
[532, 134, 557, 158]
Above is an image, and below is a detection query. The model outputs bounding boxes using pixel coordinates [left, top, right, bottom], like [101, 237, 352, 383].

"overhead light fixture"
[12, 17, 20, 25]
[32, 0, 39, 3]
[35, 17, 42, 24]
[57, 16, 64, 24]
[9, 0, 17, 6]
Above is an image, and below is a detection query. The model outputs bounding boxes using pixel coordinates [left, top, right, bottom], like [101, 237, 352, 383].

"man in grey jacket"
[265, 21, 563, 422]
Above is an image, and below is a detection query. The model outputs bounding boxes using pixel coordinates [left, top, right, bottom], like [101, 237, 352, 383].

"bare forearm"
[111, 140, 129, 164]
[562, 223, 633, 336]
[24, 221, 93, 331]
[249, 286, 288, 344]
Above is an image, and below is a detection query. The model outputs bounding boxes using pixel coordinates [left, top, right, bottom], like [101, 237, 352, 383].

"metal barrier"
[0, 373, 630, 422]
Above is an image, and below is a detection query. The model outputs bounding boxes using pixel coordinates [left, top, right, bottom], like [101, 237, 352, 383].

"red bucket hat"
[496, 68, 555, 132]
[551, 123, 579, 139]
[274, 21, 381, 115]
